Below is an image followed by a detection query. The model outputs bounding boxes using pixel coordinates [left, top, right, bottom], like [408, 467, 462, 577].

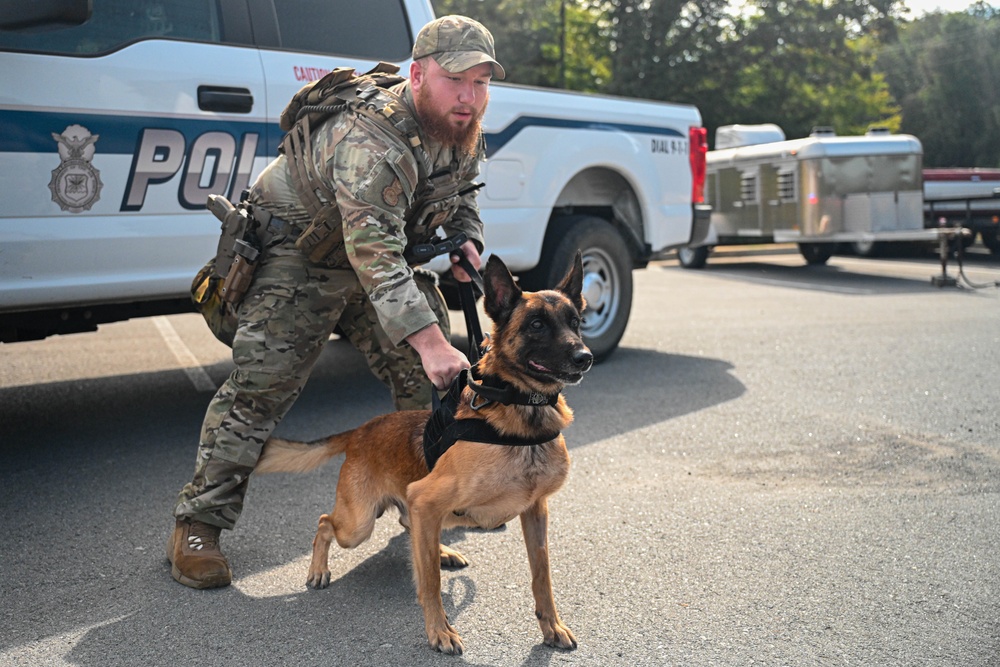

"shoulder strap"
[279, 62, 427, 219]
[278, 62, 402, 132]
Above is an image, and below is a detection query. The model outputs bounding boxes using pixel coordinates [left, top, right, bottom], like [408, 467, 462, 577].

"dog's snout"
[573, 348, 594, 371]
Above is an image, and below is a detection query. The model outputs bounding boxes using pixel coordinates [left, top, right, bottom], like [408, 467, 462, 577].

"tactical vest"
[278, 62, 475, 265]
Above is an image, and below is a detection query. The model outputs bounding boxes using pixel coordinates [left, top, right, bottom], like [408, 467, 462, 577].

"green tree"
[876, 2, 1000, 166]
[707, 0, 903, 141]
[431, 0, 609, 90]
[595, 0, 733, 107]
[586, 0, 904, 142]
[431, 1, 911, 151]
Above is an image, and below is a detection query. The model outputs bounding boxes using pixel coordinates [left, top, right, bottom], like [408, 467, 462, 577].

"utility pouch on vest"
[190, 258, 238, 347]
[294, 204, 348, 265]
[413, 173, 483, 229]
[412, 193, 462, 234]
[405, 181, 483, 259]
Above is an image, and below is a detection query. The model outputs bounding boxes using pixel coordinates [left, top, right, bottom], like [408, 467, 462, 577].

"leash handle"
[451, 247, 485, 365]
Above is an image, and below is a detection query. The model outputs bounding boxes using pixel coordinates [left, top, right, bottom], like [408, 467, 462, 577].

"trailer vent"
[777, 170, 796, 201]
[740, 173, 758, 202]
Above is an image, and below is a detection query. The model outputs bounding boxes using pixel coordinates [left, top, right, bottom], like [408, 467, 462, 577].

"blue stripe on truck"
[1, 109, 684, 158]
[0, 109, 272, 154]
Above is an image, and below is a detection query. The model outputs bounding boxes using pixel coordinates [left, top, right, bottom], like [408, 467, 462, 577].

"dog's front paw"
[306, 568, 331, 589]
[427, 623, 464, 655]
[541, 619, 577, 650]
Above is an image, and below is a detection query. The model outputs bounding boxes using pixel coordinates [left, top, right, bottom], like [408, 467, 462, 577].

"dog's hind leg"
[306, 513, 336, 589]
[306, 479, 379, 589]
[521, 498, 577, 650]
[438, 543, 468, 568]
[400, 510, 469, 568]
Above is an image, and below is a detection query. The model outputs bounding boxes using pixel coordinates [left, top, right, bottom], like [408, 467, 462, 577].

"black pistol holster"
[190, 192, 263, 346]
[207, 193, 261, 305]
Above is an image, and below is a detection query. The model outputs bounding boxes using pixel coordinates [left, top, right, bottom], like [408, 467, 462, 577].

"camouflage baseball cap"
[412, 15, 505, 80]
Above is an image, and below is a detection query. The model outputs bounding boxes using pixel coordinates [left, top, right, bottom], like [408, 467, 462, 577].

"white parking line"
[152, 316, 217, 392]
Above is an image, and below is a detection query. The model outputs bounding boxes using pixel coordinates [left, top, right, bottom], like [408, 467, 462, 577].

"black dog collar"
[422, 368, 562, 471]
[466, 368, 560, 411]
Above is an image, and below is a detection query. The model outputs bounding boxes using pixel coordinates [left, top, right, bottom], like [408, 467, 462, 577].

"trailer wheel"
[979, 227, 1000, 254]
[519, 215, 632, 363]
[677, 245, 710, 269]
[798, 242, 834, 265]
[851, 240, 882, 257]
[944, 228, 976, 254]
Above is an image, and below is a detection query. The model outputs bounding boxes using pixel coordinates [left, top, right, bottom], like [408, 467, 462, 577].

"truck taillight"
[689, 126, 708, 204]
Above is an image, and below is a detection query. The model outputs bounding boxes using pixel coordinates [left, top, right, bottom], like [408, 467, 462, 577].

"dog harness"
[419, 247, 561, 471]
[422, 367, 562, 471]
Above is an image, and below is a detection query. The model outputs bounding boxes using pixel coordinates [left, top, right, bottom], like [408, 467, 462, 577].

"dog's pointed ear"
[483, 255, 522, 322]
[555, 251, 586, 312]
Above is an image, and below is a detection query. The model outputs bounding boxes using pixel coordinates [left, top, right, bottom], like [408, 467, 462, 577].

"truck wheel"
[980, 227, 1000, 254]
[798, 242, 834, 265]
[519, 215, 633, 363]
[677, 245, 710, 269]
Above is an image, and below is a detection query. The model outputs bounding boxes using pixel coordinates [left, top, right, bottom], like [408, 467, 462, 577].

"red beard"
[416, 84, 487, 156]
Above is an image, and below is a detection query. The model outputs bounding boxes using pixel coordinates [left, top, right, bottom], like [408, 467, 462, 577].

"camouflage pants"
[174, 236, 449, 529]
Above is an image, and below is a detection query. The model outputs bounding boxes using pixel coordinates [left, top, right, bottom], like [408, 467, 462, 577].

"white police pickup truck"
[0, 0, 709, 360]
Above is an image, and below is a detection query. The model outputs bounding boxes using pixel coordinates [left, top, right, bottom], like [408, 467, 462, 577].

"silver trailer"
[679, 125, 940, 267]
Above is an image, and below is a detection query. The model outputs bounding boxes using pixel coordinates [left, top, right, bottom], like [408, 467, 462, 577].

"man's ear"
[483, 255, 522, 324]
[409, 59, 424, 92]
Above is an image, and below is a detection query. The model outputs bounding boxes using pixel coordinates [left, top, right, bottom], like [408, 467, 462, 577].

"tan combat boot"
[166, 518, 233, 589]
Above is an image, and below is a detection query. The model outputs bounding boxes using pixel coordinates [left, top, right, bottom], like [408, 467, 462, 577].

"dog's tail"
[256, 433, 350, 474]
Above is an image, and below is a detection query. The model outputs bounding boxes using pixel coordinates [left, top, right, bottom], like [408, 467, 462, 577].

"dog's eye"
[570, 317, 580, 330]
[530, 318, 545, 331]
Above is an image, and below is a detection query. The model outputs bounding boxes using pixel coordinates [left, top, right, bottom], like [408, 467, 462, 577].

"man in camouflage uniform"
[167, 15, 504, 590]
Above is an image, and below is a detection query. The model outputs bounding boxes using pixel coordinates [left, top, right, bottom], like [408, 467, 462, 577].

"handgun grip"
[207, 194, 236, 224]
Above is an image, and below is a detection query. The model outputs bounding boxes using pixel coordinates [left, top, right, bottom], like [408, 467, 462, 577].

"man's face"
[411, 57, 492, 155]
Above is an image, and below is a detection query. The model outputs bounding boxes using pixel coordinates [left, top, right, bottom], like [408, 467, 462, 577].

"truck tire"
[798, 242, 834, 265]
[677, 245, 710, 269]
[519, 215, 633, 363]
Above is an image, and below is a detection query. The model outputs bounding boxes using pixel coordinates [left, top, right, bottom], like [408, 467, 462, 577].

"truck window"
[271, 0, 412, 61]
[0, 0, 222, 55]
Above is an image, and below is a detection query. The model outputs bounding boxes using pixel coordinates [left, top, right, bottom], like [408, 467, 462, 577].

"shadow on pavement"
[0, 340, 742, 665]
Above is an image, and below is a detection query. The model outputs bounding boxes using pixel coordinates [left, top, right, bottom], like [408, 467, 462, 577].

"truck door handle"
[198, 86, 254, 113]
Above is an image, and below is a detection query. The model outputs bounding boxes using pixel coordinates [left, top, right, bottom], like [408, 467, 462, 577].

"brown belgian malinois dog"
[255, 253, 593, 655]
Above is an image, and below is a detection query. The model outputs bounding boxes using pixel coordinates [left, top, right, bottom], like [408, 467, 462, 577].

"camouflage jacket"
[248, 80, 485, 346]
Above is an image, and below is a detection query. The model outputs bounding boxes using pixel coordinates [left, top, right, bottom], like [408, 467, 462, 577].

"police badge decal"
[49, 124, 104, 213]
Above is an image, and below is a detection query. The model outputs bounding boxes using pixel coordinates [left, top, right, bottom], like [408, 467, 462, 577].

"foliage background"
[430, 0, 1000, 167]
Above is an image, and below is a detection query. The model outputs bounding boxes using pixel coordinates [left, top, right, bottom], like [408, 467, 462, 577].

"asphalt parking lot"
[1, 247, 998, 666]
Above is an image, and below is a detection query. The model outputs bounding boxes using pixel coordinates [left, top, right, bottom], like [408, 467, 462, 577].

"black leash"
[452, 252, 485, 365]
[407, 231, 485, 363]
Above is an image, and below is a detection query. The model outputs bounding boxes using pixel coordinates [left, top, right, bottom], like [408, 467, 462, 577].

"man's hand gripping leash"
[405, 233, 485, 390]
